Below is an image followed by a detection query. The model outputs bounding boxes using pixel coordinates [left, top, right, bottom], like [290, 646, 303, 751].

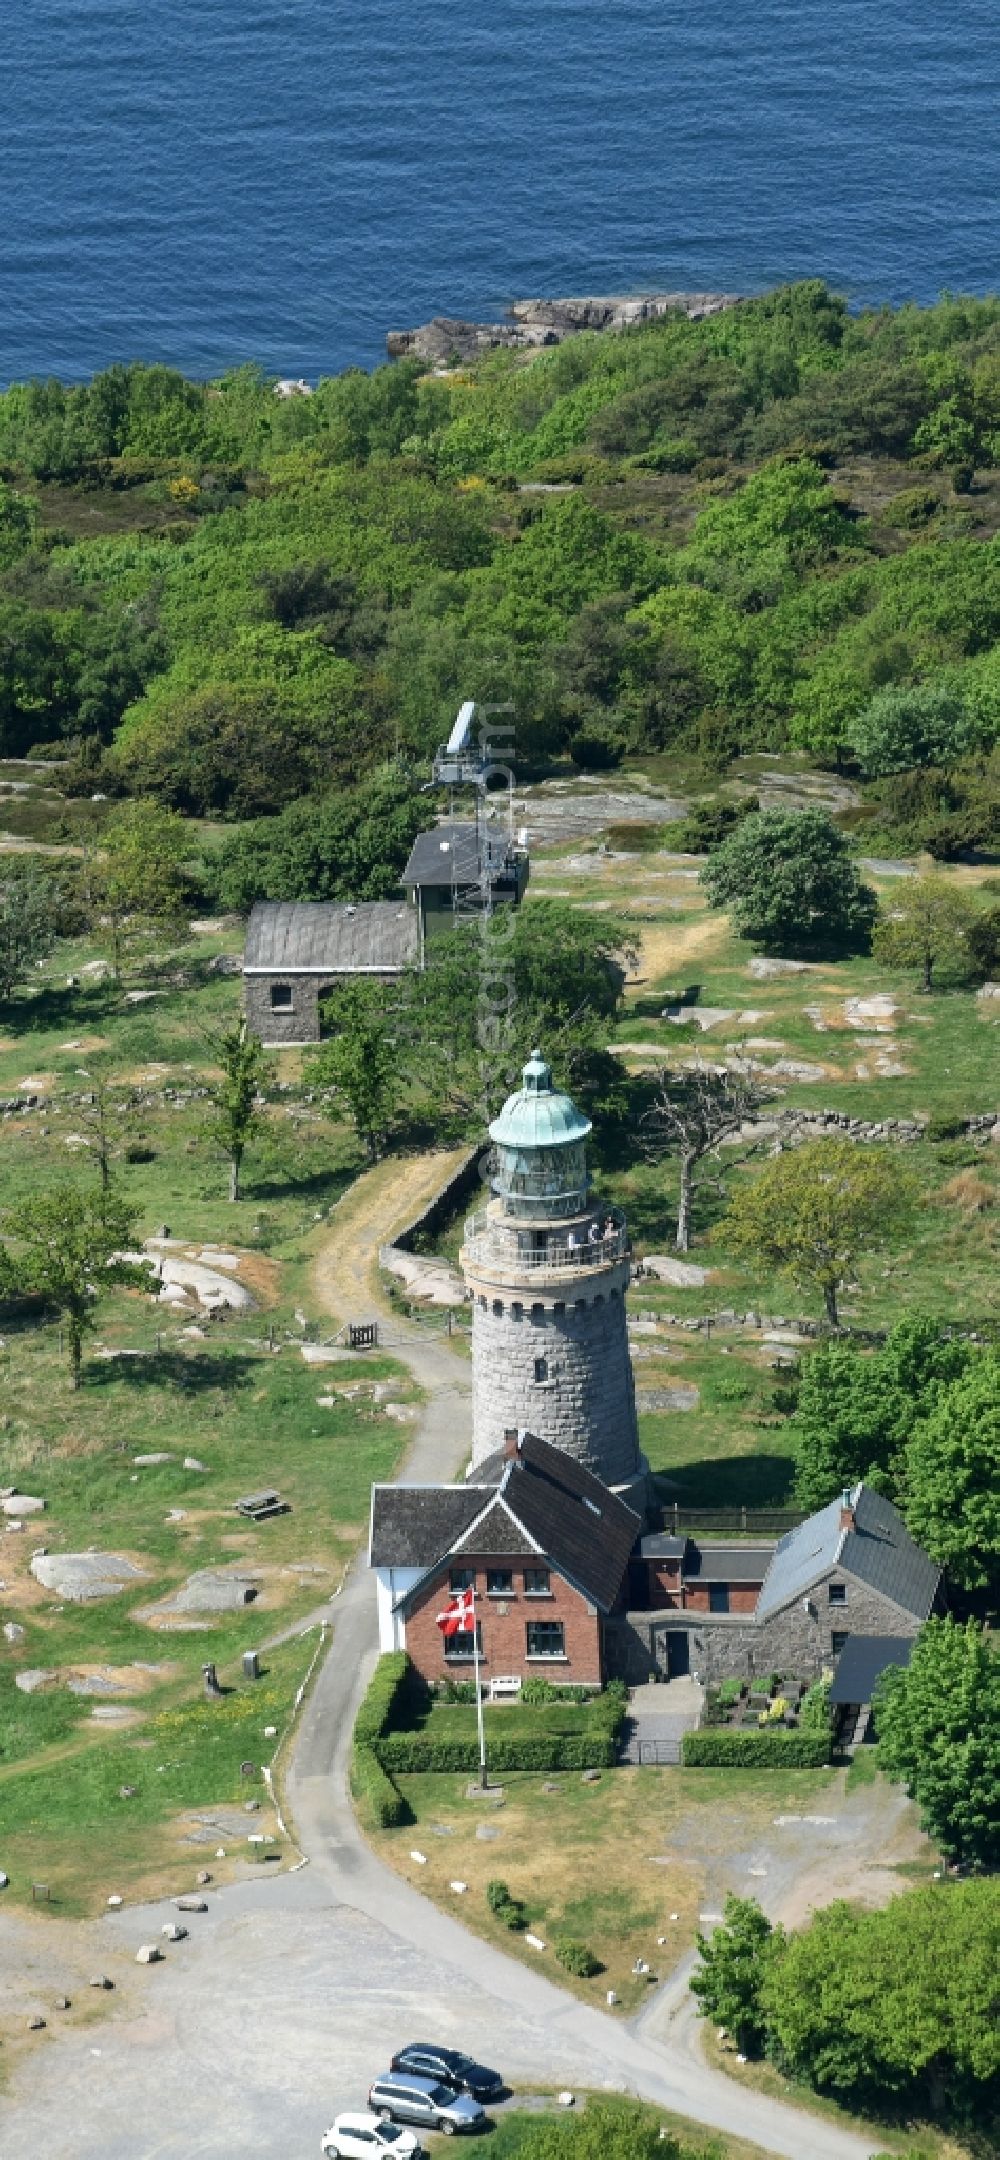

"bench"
[234, 1489, 289, 1523]
[489, 1675, 522, 1702]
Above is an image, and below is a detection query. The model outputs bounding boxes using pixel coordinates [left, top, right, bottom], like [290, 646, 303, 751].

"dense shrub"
[554, 1937, 602, 1977]
[486, 1879, 527, 1930]
[682, 1728, 831, 1767]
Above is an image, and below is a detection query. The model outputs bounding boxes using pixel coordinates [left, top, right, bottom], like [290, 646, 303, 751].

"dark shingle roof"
[757, 1484, 940, 1623]
[477, 1434, 641, 1612]
[244, 900, 419, 975]
[829, 1635, 914, 1706]
[373, 1433, 640, 1615]
[452, 1498, 541, 1557]
[369, 1486, 487, 1567]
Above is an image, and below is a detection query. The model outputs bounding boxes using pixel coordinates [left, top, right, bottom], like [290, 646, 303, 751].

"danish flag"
[436, 1586, 476, 1637]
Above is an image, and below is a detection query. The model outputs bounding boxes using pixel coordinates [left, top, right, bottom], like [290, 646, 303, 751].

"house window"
[533, 1356, 548, 1383]
[524, 1567, 551, 1597]
[449, 1567, 475, 1592]
[828, 1581, 847, 1606]
[709, 1584, 730, 1613]
[526, 1620, 565, 1659]
[831, 1630, 849, 1655]
[492, 1299, 503, 1317]
[511, 1302, 523, 1321]
[445, 1626, 480, 1662]
[487, 1569, 513, 1595]
[269, 983, 293, 1010]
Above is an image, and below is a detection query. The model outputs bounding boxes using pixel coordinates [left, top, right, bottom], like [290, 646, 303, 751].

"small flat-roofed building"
[400, 819, 528, 956]
[829, 1633, 914, 1750]
[243, 898, 420, 1046]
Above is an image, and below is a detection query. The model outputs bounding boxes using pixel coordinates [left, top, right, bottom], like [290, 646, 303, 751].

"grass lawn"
[0, 1321, 413, 1908]
[370, 1760, 845, 2013]
[486, 2097, 774, 2159]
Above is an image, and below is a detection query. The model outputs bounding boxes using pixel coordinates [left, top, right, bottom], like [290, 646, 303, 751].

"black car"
[389, 2045, 503, 2103]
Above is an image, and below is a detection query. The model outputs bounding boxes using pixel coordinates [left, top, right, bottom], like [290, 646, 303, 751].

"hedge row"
[351, 1740, 408, 1830]
[377, 1726, 621, 1774]
[682, 1728, 832, 1768]
[354, 1650, 411, 1749]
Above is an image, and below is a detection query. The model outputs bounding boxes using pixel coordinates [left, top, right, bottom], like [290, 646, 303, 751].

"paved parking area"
[2, 1870, 611, 2160]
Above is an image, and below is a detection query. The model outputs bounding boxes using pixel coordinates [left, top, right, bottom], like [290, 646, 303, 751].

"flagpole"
[473, 1588, 487, 1790]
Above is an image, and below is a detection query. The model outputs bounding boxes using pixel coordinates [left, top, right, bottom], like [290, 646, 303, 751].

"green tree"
[903, 1354, 1000, 1587]
[0, 1185, 150, 1387]
[0, 858, 57, 1001]
[791, 1318, 972, 1511]
[307, 982, 405, 1164]
[0, 481, 38, 568]
[210, 765, 433, 910]
[206, 1016, 269, 1201]
[722, 1138, 911, 1328]
[846, 681, 970, 776]
[690, 1895, 780, 2056]
[872, 875, 976, 992]
[875, 1620, 1000, 1871]
[94, 797, 192, 978]
[701, 809, 876, 956]
[762, 1881, 1000, 2109]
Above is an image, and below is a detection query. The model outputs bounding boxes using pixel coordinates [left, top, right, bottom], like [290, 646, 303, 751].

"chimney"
[839, 1487, 855, 1532]
[503, 1428, 520, 1461]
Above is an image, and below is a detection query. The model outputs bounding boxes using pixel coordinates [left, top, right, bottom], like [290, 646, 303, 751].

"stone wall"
[606, 1573, 928, 1685]
[467, 1261, 641, 1486]
[244, 972, 325, 1046]
[403, 1558, 603, 1687]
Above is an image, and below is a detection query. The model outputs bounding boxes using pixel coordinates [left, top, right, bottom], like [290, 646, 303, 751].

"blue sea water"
[1, 0, 999, 384]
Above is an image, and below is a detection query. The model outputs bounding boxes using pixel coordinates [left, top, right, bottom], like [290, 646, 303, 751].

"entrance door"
[666, 1631, 690, 1678]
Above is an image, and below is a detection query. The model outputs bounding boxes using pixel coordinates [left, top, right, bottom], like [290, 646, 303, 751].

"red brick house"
[369, 1430, 640, 1692]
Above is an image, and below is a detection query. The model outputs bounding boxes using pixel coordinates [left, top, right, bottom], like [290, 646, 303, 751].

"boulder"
[31, 1552, 149, 1602]
[3, 1621, 25, 1644]
[135, 1944, 162, 1964]
[15, 1670, 54, 1694]
[161, 1922, 187, 1942]
[173, 1896, 208, 1912]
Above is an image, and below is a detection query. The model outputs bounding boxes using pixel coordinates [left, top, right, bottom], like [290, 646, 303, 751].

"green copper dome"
[489, 1050, 592, 1150]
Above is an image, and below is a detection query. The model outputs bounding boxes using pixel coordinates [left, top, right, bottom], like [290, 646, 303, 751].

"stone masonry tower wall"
[466, 1263, 640, 1483]
[461, 1049, 644, 1497]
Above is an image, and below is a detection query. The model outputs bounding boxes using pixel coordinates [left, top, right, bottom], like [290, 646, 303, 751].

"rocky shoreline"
[386, 289, 744, 365]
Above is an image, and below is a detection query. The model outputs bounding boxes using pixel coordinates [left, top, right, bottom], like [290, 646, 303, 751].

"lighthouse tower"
[461, 1051, 646, 1500]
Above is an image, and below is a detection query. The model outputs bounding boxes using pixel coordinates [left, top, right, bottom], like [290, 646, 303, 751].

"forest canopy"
[2, 282, 1000, 859]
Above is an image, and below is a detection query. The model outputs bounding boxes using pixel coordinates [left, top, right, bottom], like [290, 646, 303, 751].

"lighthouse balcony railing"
[462, 1209, 630, 1274]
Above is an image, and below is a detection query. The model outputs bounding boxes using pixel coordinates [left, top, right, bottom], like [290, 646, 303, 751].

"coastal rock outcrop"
[387, 290, 744, 365]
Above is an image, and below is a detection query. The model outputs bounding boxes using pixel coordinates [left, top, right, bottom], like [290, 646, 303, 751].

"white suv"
[321, 2114, 423, 2159]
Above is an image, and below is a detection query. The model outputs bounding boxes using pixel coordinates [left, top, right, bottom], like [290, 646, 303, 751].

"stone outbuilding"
[242, 898, 419, 1046]
[609, 1483, 943, 1684]
[242, 819, 528, 1044]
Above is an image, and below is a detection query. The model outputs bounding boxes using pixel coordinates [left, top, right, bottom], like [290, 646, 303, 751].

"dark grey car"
[367, 2074, 485, 2137]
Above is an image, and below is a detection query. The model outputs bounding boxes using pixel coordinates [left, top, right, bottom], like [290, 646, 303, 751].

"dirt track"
[311, 1146, 470, 1326]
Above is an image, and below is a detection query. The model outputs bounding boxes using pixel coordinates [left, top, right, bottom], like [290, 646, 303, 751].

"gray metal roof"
[757, 1484, 940, 1623]
[244, 900, 419, 975]
[683, 1543, 774, 1583]
[829, 1635, 914, 1707]
[402, 819, 522, 890]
